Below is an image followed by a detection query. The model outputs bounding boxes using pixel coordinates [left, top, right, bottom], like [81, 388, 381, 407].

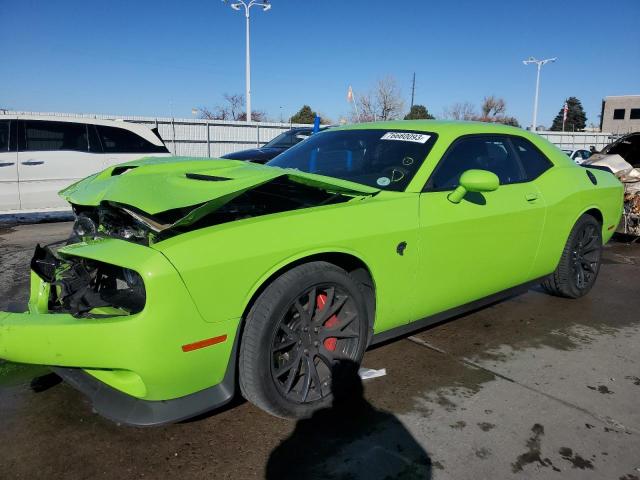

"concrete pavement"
[0, 222, 638, 479]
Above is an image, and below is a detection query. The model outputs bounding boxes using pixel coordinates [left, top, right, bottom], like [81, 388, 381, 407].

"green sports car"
[0, 121, 623, 425]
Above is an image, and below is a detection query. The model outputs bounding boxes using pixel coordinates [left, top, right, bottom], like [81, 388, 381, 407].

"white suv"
[0, 115, 170, 213]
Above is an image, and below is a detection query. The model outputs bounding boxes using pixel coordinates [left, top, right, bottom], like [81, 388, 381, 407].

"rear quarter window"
[510, 137, 553, 180]
[96, 125, 168, 154]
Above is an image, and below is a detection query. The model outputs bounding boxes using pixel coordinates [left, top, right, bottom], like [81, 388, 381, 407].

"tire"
[238, 261, 369, 418]
[541, 214, 603, 298]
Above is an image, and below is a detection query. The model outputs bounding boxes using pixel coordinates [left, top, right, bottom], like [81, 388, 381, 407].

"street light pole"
[225, 0, 271, 123]
[522, 56, 557, 131]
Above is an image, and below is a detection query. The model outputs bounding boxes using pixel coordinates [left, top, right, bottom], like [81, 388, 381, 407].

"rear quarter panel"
[529, 138, 623, 278]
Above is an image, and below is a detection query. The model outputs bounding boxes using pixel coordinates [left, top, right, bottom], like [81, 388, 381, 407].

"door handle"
[0, 162, 15, 167]
[525, 193, 539, 202]
[21, 160, 45, 166]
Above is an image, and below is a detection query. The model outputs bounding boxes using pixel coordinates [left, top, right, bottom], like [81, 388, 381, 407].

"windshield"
[267, 129, 437, 191]
[264, 130, 311, 149]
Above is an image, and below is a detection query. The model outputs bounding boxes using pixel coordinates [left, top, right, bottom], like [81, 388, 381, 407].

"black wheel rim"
[270, 284, 362, 404]
[571, 223, 601, 290]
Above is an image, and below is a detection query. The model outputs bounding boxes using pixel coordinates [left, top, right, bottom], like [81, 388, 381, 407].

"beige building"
[600, 95, 640, 133]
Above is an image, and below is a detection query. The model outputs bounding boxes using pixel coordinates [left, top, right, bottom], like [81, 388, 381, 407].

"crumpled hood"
[60, 156, 379, 215]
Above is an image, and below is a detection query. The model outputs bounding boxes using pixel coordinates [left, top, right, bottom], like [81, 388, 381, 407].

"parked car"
[0, 115, 170, 213]
[0, 121, 622, 425]
[582, 132, 640, 236]
[221, 126, 326, 163]
[562, 148, 592, 164]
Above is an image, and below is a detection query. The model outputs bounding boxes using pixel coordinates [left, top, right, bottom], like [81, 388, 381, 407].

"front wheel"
[541, 214, 603, 298]
[239, 262, 368, 418]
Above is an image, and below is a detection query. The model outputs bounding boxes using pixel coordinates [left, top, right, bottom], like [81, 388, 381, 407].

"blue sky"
[1, 0, 639, 127]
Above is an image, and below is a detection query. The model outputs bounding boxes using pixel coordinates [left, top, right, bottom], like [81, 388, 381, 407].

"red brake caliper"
[316, 293, 338, 351]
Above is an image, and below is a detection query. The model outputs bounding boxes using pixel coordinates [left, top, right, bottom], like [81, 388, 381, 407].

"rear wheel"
[239, 262, 368, 418]
[542, 214, 602, 298]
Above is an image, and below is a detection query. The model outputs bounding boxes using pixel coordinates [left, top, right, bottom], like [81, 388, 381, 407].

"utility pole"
[224, 1, 272, 123]
[522, 56, 557, 131]
[410, 72, 416, 110]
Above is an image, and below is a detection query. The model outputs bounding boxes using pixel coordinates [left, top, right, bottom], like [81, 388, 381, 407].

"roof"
[0, 113, 165, 147]
[332, 119, 527, 136]
[603, 95, 640, 99]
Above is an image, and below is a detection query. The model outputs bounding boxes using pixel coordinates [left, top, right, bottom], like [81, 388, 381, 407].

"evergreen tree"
[550, 97, 587, 131]
[290, 105, 317, 124]
[404, 104, 435, 120]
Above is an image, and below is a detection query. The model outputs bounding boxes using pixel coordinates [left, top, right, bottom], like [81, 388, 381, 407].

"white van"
[0, 115, 170, 213]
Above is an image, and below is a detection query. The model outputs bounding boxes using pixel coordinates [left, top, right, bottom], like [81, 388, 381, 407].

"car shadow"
[265, 360, 432, 480]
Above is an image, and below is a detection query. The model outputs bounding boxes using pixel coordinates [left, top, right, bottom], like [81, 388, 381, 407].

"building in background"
[600, 95, 640, 134]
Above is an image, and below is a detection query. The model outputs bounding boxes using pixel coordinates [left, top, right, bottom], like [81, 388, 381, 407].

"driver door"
[413, 135, 547, 320]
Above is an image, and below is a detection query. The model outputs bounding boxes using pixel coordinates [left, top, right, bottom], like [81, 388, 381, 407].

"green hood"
[60, 156, 379, 215]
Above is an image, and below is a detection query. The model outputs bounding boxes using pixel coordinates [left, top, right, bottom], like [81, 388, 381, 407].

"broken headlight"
[72, 214, 97, 239]
[32, 245, 146, 317]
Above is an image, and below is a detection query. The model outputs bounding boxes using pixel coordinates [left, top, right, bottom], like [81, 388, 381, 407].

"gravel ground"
[1, 222, 639, 480]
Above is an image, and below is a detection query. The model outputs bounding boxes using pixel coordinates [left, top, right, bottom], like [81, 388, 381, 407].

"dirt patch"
[477, 422, 495, 432]
[587, 385, 614, 394]
[511, 424, 560, 473]
[558, 447, 595, 470]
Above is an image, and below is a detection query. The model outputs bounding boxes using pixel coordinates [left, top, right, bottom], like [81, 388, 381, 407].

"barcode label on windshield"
[381, 132, 430, 143]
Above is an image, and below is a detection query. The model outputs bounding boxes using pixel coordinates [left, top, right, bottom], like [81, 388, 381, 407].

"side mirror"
[448, 169, 499, 204]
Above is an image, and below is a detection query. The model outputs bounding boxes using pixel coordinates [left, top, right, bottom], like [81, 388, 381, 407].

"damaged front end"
[67, 174, 364, 246]
[30, 244, 145, 317]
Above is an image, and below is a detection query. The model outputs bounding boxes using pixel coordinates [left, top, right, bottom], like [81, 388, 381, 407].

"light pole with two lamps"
[223, 0, 272, 123]
[522, 56, 557, 131]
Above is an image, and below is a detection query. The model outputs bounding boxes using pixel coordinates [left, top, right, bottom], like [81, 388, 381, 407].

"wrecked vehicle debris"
[583, 133, 640, 236]
[31, 244, 146, 316]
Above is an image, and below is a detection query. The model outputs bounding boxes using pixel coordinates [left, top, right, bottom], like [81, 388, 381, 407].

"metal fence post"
[206, 121, 211, 158]
[171, 117, 176, 156]
[256, 124, 260, 148]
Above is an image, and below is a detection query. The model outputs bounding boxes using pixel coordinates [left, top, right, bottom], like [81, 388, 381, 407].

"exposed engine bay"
[70, 175, 353, 246]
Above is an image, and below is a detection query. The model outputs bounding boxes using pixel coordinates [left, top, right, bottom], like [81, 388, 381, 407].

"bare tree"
[237, 110, 267, 122]
[443, 101, 477, 121]
[442, 97, 520, 128]
[198, 93, 266, 121]
[353, 76, 405, 122]
[197, 107, 220, 120]
[224, 94, 245, 121]
[480, 95, 506, 118]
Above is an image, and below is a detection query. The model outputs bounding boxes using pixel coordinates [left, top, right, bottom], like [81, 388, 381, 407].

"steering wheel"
[380, 165, 411, 184]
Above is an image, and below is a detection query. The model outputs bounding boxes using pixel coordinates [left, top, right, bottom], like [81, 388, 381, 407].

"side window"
[291, 131, 310, 146]
[0, 120, 10, 152]
[96, 125, 164, 153]
[510, 137, 553, 180]
[24, 121, 88, 152]
[427, 135, 524, 190]
[613, 109, 625, 120]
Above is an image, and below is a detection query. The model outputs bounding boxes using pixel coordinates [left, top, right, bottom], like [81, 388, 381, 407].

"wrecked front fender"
[0, 238, 238, 402]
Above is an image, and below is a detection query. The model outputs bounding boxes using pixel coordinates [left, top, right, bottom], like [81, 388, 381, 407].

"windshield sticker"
[376, 177, 391, 186]
[381, 132, 430, 143]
